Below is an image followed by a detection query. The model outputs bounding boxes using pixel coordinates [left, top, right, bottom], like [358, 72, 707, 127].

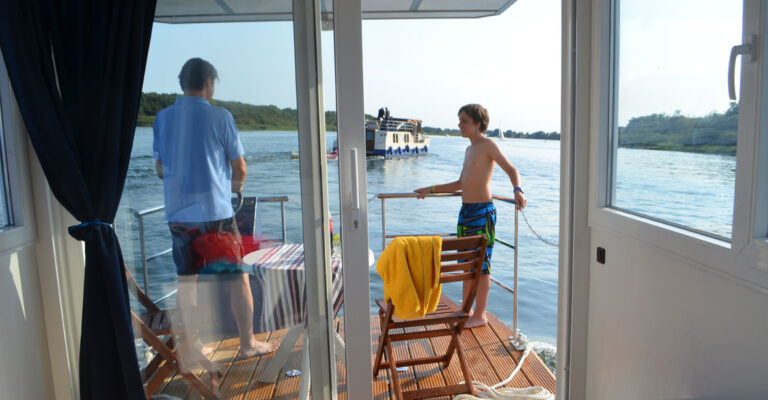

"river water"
[117, 127, 735, 352]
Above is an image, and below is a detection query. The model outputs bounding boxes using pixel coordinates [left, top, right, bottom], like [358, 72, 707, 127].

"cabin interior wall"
[0, 245, 55, 399]
[584, 229, 768, 399]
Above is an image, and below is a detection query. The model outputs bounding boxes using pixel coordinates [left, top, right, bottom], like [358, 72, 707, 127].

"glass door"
[320, 0, 374, 398]
[116, 0, 362, 398]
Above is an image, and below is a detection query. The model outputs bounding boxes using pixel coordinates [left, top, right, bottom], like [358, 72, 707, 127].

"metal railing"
[377, 118, 418, 133]
[129, 196, 290, 302]
[376, 192, 520, 330]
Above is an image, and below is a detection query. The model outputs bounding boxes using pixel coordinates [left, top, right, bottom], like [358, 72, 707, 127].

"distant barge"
[366, 117, 430, 157]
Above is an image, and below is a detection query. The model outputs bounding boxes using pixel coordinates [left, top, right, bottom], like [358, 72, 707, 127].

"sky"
[142, 0, 740, 132]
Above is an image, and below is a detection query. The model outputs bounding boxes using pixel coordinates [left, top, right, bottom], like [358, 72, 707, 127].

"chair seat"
[375, 296, 468, 327]
[140, 310, 172, 336]
[138, 304, 214, 337]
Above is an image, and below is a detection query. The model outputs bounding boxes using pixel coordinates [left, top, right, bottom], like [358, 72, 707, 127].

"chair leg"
[373, 315, 388, 378]
[142, 338, 172, 381]
[180, 370, 221, 399]
[442, 324, 463, 368]
[453, 336, 475, 397]
[144, 361, 174, 398]
[384, 335, 403, 400]
[373, 305, 394, 378]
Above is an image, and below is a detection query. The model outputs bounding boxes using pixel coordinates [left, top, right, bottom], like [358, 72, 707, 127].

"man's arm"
[488, 141, 527, 210]
[230, 156, 247, 193]
[155, 160, 163, 179]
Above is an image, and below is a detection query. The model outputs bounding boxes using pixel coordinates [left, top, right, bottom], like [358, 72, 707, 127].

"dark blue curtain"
[0, 1, 156, 398]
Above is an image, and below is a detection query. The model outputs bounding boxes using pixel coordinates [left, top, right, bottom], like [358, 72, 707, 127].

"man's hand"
[514, 191, 527, 210]
[155, 160, 163, 179]
[414, 186, 432, 199]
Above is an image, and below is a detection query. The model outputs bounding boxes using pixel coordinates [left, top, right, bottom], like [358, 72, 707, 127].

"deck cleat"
[509, 329, 529, 351]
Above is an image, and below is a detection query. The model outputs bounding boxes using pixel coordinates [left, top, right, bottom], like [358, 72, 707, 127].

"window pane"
[612, 0, 742, 238]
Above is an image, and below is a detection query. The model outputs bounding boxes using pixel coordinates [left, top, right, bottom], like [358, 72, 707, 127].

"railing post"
[138, 214, 149, 294]
[280, 200, 287, 244]
[514, 208, 519, 331]
[381, 197, 386, 250]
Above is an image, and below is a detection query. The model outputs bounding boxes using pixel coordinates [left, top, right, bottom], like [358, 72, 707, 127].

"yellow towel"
[376, 236, 442, 320]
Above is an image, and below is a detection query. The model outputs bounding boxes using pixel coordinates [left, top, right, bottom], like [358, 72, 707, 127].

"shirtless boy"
[414, 104, 526, 328]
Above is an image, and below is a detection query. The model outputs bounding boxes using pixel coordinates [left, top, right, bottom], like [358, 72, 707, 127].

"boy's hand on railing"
[413, 187, 431, 199]
[514, 191, 527, 210]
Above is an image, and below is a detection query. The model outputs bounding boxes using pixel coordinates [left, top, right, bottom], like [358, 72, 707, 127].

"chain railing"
[521, 209, 559, 247]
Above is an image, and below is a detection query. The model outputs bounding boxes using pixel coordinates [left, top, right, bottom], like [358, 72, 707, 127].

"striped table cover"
[251, 244, 344, 332]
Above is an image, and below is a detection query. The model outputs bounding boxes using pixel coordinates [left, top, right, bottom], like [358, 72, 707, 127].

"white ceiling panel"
[154, 0, 517, 23]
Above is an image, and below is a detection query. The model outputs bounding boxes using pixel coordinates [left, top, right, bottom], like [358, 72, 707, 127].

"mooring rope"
[454, 344, 554, 400]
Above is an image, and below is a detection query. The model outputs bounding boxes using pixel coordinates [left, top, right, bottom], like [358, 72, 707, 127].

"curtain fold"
[0, 1, 156, 398]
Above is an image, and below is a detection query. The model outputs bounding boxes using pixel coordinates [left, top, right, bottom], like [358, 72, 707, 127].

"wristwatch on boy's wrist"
[513, 186, 524, 194]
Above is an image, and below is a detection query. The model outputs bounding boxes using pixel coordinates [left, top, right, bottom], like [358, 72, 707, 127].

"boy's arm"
[489, 142, 527, 210]
[155, 160, 163, 179]
[414, 175, 462, 199]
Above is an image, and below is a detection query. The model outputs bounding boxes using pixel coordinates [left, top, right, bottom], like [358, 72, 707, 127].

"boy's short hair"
[178, 58, 218, 91]
[458, 104, 490, 133]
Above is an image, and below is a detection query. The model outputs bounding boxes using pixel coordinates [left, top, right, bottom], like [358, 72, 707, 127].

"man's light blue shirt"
[153, 96, 245, 222]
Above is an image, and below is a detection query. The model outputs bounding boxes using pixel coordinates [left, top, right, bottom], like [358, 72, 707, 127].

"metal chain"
[520, 209, 559, 247]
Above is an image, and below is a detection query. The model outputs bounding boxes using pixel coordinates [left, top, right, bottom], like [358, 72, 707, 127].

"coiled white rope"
[454, 344, 554, 400]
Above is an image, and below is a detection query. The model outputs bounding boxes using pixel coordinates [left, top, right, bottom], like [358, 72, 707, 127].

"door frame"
[331, 0, 375, 398]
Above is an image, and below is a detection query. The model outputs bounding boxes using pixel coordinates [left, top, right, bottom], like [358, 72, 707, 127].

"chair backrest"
[437, 235, 488, 314]
[123, 264, 160, 314]
[233, 196, 258, 236]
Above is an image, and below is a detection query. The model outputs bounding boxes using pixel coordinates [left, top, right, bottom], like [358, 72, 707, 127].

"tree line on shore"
[423, 126, 561, 140]
[616, 103, 737, 155]
[138, 93, 737, 155]
[424, 104, 738, 155]
[138, 92, 365, 131]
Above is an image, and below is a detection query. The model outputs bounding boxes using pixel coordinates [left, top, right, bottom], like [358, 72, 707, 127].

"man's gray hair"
[178, 58, 218, 91]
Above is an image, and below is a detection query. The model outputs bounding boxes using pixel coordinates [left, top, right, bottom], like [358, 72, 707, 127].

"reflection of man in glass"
[153, 57, 276, 360]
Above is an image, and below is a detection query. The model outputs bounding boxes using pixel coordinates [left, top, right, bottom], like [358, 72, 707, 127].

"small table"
[247, 244, 345, 396]
[248, 243, 343, 332]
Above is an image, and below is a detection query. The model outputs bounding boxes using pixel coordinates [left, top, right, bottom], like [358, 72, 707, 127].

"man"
[153, 57, 276, 360]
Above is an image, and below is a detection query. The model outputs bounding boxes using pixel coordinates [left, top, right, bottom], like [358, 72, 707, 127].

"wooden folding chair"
[124, 265, 222, 399]
[372, 235, 488, 400]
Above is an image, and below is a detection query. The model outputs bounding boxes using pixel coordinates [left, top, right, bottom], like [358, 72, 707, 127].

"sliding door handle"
[729, 35, 757, 100]
[350, 148, 361, 230]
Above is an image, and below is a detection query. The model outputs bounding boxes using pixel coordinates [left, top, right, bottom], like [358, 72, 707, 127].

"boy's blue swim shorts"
[457, 202, 496, 274]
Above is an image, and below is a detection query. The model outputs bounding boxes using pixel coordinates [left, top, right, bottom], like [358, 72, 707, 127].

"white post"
[333, 0, 374, 398]
[292, 0, 336, 397]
